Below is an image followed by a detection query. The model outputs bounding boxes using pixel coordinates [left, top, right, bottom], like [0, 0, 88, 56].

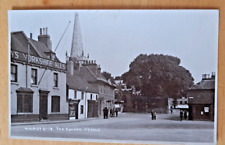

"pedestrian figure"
[103, 107, 108, 119]
[180, 110, 183, 121]
[151, 110, 156, 120]
[184, 111, 187, 120]
[115, 108, 118, 117]
[154, 111, 157, 120]
[110, 108, 113, 117]
[106, 107, 108, 119]
[170, 106, 173, 114]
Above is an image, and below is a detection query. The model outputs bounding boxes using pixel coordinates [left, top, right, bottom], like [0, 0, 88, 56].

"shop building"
[11, 29, 68, 122]
[66, 73, 98, 120]
[66, 13, 115, 117]
[187, 73, 215, 121]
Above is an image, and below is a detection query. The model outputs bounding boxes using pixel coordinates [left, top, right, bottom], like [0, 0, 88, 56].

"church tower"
[71, 13, 84, 59]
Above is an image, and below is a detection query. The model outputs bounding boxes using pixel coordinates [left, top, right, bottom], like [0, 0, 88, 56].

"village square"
[10, 11, 217, 143]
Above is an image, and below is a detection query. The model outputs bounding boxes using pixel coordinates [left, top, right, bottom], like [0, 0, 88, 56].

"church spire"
[70, 12, 84, 58]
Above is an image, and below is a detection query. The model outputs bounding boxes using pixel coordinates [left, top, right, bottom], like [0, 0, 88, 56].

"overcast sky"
[9, 10, 219, 83]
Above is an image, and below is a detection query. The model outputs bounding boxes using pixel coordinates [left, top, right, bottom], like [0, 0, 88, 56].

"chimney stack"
[38, 27, 52, 50]
[30, 33, 32, 39]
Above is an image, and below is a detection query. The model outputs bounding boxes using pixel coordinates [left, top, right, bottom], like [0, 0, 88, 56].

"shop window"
[53, 73, 58, 87]
[51, 96, 60, 112]
[80, 105, 84, 114]
[204, 106, 209, 113]
[17, 93, 33, 113]
[11, 64, 17, 82]
[31, 68, 37, 85]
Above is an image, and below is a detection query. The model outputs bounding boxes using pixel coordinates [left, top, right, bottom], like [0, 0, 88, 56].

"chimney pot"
[40, 28, 42, 35]
[30, 33, 32, 39]
[46, 27, 48, 35]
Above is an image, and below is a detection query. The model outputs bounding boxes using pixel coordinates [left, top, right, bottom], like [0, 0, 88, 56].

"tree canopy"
[121, 54, 194, 98]
[102, 71, 115, 84]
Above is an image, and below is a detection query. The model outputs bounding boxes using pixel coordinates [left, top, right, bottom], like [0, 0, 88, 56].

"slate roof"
[11, 31, 61, 62]
[66, 73, 98, 94]
[189, 79, 215, 90]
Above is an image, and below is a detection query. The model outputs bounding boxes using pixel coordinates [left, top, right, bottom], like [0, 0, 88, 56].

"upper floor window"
[31, 68, 37, 85]
[74, 91, 77, 99]
[90, 94, 93, 100]
[81, 92, 84, 100]
[11, 64, 17, 82]
[53, 73, 58, 87]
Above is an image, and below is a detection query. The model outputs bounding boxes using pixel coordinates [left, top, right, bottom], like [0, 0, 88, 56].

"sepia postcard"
[8, 10, 218, 144]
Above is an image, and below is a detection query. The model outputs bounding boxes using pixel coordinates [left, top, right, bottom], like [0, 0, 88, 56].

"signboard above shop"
[11, 50, 66, 71]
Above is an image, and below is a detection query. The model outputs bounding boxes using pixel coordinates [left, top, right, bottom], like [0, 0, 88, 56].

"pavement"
[10, 112, 215, 144]
[11, 116, 101, 126]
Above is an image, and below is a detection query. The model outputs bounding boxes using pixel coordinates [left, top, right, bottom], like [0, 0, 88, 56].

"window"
[96, 95, 98, 100]
[74, 91, 77, 99]
[31, 68, 37, 85]
[90, 94, 92, 100]
[204, 107, 209, 113]
[11, 64, 17, 82]
[51, 96, 60, 112]
[80, 105, 84, 114]
[17, 93, 33, 113]
[53, 73, 58, 87]
[81, 92, 84, 100]
[180, 101, 183, 104]
[184, 101, 188, 104]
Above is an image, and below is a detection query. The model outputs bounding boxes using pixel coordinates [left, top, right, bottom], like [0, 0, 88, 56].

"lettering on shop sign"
[11, 50, 66, 71]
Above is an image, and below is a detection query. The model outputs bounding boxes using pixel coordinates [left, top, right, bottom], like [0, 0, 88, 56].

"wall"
[11, 62, 68, 121]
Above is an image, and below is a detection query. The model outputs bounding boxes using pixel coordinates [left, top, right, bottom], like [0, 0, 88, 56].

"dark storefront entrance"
[39, 90, 49, 120]
[88, 100, 98, 118]
[69, 100, 80, 119]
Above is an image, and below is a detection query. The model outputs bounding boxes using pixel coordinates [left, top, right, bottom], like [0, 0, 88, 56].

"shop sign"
[11, 50, 66, 71]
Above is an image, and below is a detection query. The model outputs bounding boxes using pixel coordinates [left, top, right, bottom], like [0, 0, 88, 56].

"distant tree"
[102, 71, 115, 84]
[121, 54, 194, 98]
[115, 76, 122, 80]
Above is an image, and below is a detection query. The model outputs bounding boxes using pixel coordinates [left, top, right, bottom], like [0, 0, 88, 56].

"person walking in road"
[115, 108, 118, 117]
[103, 107, 108, 119]
[184, 111, 187, 120]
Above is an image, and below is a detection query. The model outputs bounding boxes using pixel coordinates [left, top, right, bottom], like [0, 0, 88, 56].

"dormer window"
[51, 53, 55, 61]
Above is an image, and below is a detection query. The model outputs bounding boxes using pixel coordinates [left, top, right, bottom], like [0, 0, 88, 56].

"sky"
[9, 10, 219, 83]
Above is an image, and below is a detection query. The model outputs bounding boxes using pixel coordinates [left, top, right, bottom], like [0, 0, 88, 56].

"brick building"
[187, 73, 215, 121]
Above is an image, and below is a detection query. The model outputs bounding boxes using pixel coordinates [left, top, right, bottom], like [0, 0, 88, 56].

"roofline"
[67, 86, 99, 94]
[11, 31, 42, 57]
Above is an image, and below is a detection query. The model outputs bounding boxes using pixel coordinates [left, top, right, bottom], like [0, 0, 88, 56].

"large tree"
[121, 54, 194, 98]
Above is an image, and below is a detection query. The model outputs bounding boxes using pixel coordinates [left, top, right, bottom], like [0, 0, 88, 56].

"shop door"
[39, 90, 49, 120]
